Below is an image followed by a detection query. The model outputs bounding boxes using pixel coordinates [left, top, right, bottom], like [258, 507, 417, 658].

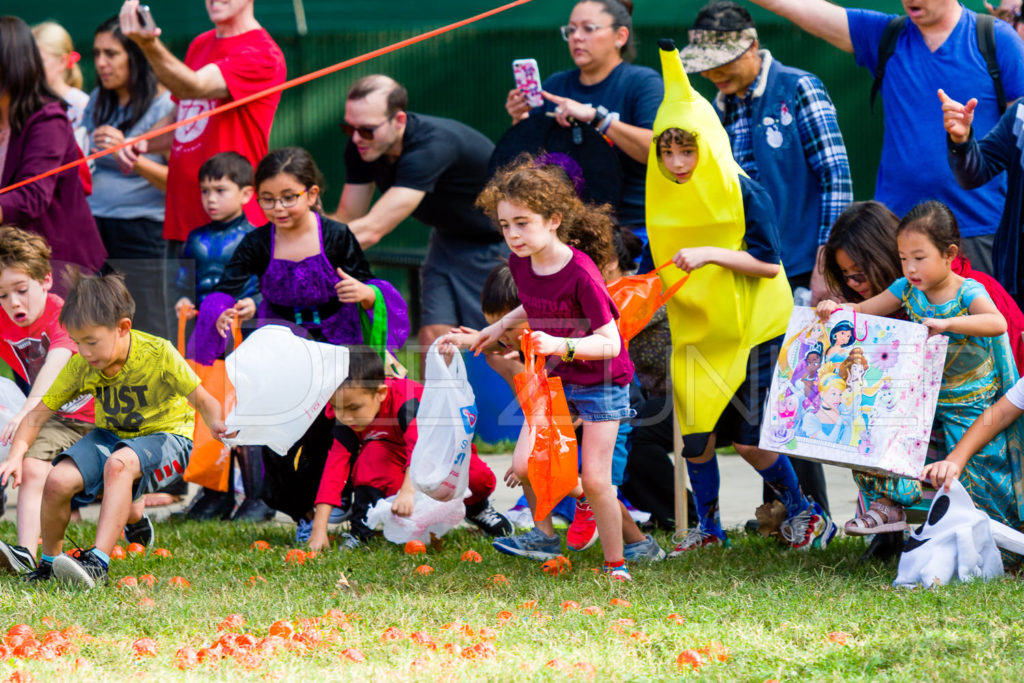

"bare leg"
[511, 422, 556, 536]
[16, 458, 51, 555]
[579, 420, 624, 563]
[620, 501, 645, 545]
[39, 460, 85, 558]
[126, 500, 145, 526]
[94, 447, 143, 555]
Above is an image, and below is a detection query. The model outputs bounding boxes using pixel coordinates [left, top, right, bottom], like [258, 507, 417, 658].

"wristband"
[561, 337, 577, 363]
[597, 111, 619, 136]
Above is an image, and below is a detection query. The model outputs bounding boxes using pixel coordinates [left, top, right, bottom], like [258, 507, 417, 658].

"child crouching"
[6, 273, 229, 588]
[308, 346, 511, 551]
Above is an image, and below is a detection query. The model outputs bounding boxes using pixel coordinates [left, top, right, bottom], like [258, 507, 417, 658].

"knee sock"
[756, 455, 808, 518]
[350, 486, 384, 542]
[685, 457, 724, 539]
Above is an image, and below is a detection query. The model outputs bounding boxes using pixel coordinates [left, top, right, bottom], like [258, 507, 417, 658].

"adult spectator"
[118, 0, 285, 251]
[749, 0, 1024, 275]
[506, 0, 662, 245]
[332, 75, 506, 357]
[987, 0, 1024, 39]
[679, 2, 852, 303]
[0, 16, 106, 284]
[84, 16, 175, 339]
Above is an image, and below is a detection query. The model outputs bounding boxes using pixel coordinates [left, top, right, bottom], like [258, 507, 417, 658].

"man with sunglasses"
[332, 75, 507, 365]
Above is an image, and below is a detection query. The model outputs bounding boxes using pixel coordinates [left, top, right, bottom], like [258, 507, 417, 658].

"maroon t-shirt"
[509, 247, 633, 387]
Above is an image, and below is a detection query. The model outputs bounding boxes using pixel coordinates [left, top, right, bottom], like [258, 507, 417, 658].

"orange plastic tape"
[0, 0, 531, 196]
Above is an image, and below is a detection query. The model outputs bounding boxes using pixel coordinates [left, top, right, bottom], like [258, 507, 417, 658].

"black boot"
[860, 531, 904, 562]
[231, 447, 275, 522]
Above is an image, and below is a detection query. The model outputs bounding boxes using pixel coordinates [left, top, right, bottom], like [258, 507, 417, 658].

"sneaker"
[340, 533, 362, 551]
[0, 540, 36, 574]
[181, 488, 235, 521]
[492, 527, 561, 561]
[781, 501, 837, 551]
[23, 560, 52, 583]
[295, 518, 314, 544]
[53, 550, 109, 589]
[232, 498, 276, 522]
[623, 534, 666, 563]
[566, 498, 598, 551]
[123, 515, 154, 549]
[667, 528, 728, 558]
[466, 500, 513, 537]
[328, 506, 350, 525]
[602, 564, 632, 581]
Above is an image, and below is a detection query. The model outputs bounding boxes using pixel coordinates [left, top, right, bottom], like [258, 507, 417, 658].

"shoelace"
[676, 527, 713, 550]
[474, 505, 505, 526]
[780, 507, 812, 545]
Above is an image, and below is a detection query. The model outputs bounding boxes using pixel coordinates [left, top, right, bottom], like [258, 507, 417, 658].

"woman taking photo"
[0, 16, 106, 284]
[504, 0, 662, 245]
[83, 16, 174, 338]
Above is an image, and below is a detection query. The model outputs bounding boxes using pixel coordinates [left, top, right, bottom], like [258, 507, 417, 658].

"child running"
[470, 160, 636, 580]
[0, 273, 229, 588]
[308, 346, 511, 551]
[818, 200, 1024, 535]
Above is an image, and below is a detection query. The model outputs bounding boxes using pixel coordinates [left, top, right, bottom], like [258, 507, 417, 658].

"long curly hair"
[477, 155, 615, 270]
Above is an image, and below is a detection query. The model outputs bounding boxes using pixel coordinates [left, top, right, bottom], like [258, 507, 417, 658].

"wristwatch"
[591, 105, 610, 130]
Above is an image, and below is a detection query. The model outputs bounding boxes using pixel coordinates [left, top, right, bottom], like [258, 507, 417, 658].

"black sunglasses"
[340, 116, 394, 140]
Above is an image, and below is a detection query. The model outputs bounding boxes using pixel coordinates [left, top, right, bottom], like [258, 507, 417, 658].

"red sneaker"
[566, 497, 599, 551]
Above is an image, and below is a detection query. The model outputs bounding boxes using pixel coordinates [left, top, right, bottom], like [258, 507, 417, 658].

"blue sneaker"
[623, 534, 666, 563]
[295, 518, 313, 544]
[492, 527, 561, 560]
[328, 506, 349, 524]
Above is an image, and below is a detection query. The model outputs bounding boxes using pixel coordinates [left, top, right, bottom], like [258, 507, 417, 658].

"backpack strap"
[976, 13, 1007, 114]
[871, 16, 907, 113]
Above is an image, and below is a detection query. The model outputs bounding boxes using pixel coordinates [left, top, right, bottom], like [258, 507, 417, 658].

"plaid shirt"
[718, 52, 853, 246]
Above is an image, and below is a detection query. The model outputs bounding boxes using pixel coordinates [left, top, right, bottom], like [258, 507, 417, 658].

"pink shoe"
[566, 497, 599, 551]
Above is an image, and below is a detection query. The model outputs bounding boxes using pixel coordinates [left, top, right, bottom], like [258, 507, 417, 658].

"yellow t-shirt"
[42, 329, 201, 439]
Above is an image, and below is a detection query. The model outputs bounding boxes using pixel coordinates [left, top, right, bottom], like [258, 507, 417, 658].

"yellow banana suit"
[646, 39, 793, 437]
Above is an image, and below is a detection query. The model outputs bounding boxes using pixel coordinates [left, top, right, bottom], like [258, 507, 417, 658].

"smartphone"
[137, 4, 156, 31]
[512, 58, 543, 108]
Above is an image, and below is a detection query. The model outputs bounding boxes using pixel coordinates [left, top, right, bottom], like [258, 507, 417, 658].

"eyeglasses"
[560, 23, 612, 41]
[843, 272, 868, 285]
[341, 116, 393, 140]
[257, 189, 308, 210]
[991, 7, 1023, 25]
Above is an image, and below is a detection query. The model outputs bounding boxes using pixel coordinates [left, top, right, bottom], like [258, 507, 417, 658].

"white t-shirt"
[1004, 377, 1024, 411]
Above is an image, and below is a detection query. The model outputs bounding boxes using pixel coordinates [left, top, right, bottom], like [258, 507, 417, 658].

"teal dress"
[859, 277, 1024, 531]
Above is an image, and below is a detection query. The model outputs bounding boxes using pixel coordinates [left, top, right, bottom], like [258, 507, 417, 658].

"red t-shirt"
[315, 378, 422, 507]
[509, 247, 634, 387]
[0, 293, 94, 422]
[164, 28, 286, 242]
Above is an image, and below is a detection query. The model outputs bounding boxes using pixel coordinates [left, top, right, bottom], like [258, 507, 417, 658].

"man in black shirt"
[332, 75, 507, 358]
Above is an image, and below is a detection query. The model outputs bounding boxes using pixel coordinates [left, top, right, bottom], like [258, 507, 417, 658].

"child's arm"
[816, 291, 903, 320]
[470, 306, 529, 355]
[530, 319, 621, 361]
[308, 503, 333, 551]
[673, 246, 781, 279]
[923, 294, 1007, 338]
[187, 385, 232, 441]
[392, 471, 416, 517]
[922, 394, 1022, 491]
[334, 267, 377, 310]
[0, 402, 57, 488]
[438, 326, 510, 358]
[0, 347, 72, 446]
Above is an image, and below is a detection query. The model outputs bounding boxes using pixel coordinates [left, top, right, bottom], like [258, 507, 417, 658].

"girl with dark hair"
[823, 201, 902, 303]
[83, 15, 175, 340]
[504, 0, 663, 245]
[0, 16, 106, 285]
[193, 147, 408, 538]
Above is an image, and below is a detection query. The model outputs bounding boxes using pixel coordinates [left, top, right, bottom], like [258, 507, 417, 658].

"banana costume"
[646, 39, 793, 436]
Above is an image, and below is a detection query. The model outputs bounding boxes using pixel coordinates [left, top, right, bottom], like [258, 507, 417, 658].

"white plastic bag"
[222, 325, 349, 455]
[0, 378, 25, 462]
[364, 490, 466, 544]
[408, 343, 477, 501]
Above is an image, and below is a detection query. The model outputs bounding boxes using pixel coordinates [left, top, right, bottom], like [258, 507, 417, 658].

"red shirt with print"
[164, 28, 286, 242]
[0, 293, 94, 422]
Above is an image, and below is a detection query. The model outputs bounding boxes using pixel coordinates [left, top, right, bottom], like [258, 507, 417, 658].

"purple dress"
[191, 213, 407, 364]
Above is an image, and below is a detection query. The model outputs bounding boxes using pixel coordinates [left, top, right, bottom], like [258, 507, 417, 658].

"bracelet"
[560, 337, 577, 363]
[597, 111, 619, 136]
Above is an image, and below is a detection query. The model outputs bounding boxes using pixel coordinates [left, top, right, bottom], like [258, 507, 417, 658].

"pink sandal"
[844, 501, 909, 536]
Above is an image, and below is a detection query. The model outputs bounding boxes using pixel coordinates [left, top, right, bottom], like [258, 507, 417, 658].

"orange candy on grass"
[414, 564, 434, 575]
[116, 576, 138, 588]
[489, 574, 509, 585]
[460, 549, 482, 563]
[250, 540, 270, 551]
[126, 543, 146, 555]
[109, 545, 126, 560]
[541, 555, 572, 575]
[404, 540, 427, 555]
[218, 614, 245, 631]
[131, 638, 158, 657]
[152, 548, 172, 558]
[168, 576, 190, 588]
[609, 598, 631, 607]
[138, 574, 157, 587]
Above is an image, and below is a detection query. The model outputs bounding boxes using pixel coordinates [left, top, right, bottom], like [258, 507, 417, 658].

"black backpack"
[870, 13, 1005, 114]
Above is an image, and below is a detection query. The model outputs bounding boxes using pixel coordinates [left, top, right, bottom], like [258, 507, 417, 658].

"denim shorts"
[53, 428, 193, 507]
[562, 382, 635, 422]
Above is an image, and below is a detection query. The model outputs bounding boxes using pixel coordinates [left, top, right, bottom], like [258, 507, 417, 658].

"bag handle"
[177, 304, 240, 358]
[655, 261, 690, 303]
[358, 283, 388, 358]
[851, 309, 869, 342]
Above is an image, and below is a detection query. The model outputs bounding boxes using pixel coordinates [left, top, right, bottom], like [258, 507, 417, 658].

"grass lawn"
[1, 520, 1023, 681]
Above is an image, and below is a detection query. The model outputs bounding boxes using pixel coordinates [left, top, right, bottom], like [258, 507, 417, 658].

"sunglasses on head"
[340, 115, 394, 140]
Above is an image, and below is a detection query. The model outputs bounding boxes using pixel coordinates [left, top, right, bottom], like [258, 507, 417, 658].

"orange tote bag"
[606, 262, 688, 345]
